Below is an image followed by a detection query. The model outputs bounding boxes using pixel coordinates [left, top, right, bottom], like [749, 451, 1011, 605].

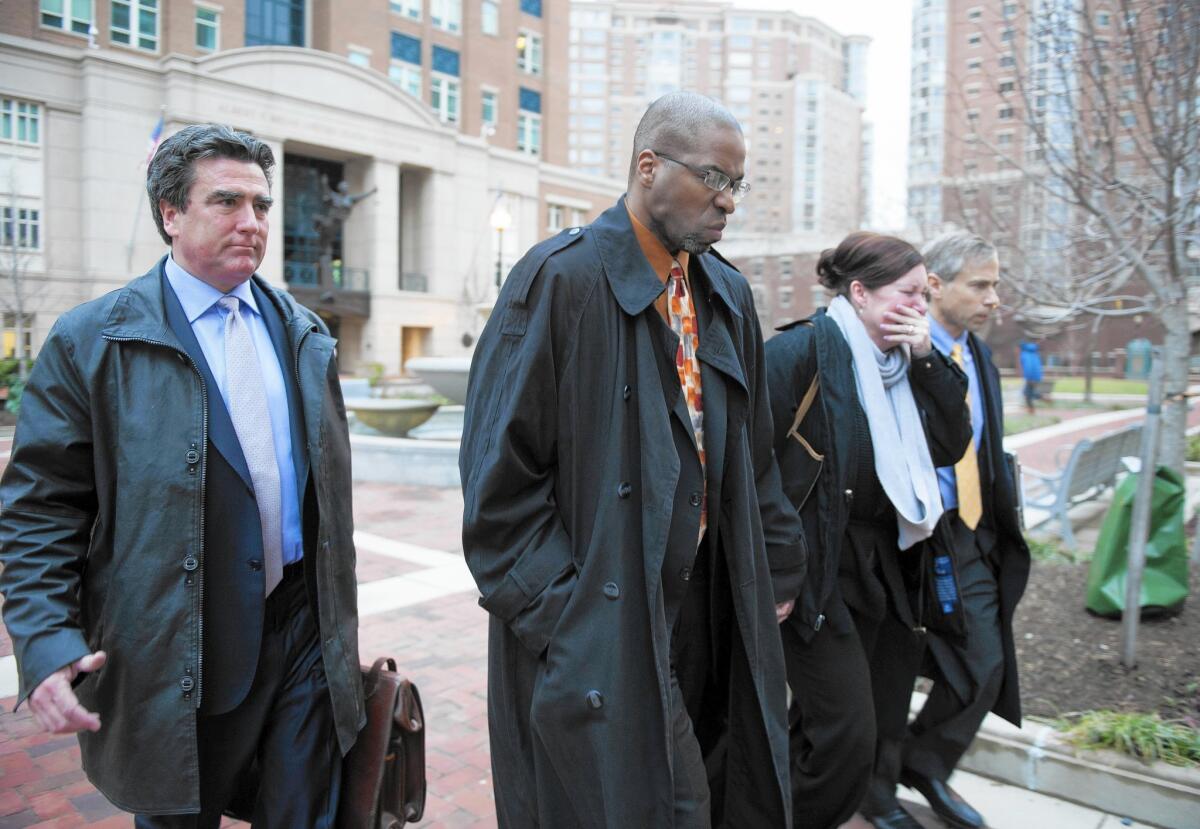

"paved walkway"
[0, 397, 1194, 827]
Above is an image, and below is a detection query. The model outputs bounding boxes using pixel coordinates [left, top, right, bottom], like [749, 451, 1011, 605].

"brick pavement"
[0, 400, 1193, 828]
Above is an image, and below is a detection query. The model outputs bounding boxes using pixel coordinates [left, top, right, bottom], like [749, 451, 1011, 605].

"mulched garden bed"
[1013, 555, 1200, 724]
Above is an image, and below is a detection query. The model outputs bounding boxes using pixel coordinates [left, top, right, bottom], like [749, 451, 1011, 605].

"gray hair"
[628, 92, 742, 184]
[921, 231, 997, 283]
[146, 124, 275, 245]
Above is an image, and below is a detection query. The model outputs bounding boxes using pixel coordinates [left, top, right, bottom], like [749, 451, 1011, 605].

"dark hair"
[817, 231, 923, 298]
[146, 124, 275, 245]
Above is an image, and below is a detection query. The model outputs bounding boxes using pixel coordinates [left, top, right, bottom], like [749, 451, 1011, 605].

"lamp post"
[490, 202, 512, 289]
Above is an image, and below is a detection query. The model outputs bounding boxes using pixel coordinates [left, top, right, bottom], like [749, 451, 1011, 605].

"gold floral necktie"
[668, 260, 706, 539]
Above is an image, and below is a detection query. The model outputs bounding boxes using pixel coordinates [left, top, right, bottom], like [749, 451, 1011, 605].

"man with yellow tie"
[891, 232, 1031, 829]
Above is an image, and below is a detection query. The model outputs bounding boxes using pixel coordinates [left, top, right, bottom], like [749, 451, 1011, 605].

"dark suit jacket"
[927, 333, 1031, 726]
[163, 273, 308, 715]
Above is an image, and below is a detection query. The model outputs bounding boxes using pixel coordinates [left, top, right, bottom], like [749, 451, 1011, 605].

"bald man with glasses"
[460, 91, 806, 828]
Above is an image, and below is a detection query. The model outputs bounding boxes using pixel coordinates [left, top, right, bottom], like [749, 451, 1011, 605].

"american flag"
[144, 113, 164, 165]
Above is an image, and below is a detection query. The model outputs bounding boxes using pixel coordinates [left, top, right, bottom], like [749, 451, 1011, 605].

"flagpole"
[127, 108, 166, 273]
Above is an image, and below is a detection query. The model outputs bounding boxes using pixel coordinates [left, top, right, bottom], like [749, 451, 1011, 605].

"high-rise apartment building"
[568, 0, 869, 239]
[0, 0, 622, 373]
[905, 0, 1191, 365]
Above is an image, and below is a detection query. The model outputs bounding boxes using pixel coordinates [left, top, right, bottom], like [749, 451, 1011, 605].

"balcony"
[284, 259, 371, 318]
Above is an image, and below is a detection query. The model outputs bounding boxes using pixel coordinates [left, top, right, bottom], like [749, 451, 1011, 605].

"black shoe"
[863, 806, 924, 829]
[900, 770, 984, 829]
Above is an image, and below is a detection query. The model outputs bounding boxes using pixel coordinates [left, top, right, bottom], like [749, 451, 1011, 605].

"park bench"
[1021, 423, 1143, 549]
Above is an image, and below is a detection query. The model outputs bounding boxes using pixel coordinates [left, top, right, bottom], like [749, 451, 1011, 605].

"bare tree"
[1, 162, 40, 384]
[944, 0, 1198, 467]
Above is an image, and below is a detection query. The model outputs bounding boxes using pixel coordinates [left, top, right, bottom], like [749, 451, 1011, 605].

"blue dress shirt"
[929, 314, 986, 512]
[165, 256, 304, 566]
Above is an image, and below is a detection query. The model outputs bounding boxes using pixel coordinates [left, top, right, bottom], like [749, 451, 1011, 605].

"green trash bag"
[1086, 466, 1189, 617]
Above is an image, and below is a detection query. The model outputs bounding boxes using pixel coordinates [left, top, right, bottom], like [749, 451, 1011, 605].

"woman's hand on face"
[883, 304, 932, 358]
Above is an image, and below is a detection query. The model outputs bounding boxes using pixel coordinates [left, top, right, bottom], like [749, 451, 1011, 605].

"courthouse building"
[0, 0, 622, 374]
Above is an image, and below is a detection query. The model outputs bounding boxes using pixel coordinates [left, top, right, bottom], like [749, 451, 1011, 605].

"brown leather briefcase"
[337, 657, 427, 828]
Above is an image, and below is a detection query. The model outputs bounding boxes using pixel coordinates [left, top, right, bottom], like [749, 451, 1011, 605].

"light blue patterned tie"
[218, 296, 283, 596]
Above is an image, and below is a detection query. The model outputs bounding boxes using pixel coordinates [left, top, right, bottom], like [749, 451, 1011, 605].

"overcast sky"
[730, 0, 914, 229]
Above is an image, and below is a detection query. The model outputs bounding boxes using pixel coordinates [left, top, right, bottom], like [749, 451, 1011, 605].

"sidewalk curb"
[919, 690, 1200, 828]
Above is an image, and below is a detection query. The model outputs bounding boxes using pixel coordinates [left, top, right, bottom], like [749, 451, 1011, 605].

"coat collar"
[591, 197, 743, 320]
[101, 255, 309, 347]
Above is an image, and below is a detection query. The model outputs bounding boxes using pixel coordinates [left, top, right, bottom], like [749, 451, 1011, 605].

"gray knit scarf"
[827, 295, 943, 549]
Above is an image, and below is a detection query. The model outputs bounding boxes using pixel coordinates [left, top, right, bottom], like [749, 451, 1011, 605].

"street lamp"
[490, 202, 512, 289]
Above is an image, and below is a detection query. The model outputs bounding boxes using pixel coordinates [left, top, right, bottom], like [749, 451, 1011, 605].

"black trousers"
[904, 515, 1005, 783]
[136, 565, 341, 829]
[783, 599, 920, 829]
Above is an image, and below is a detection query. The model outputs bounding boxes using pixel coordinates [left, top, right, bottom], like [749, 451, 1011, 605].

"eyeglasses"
[653, 151, 751, 204]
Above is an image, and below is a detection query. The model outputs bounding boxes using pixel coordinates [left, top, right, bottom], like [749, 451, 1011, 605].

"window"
[778, 285, 793, 308]
[431, 76, 459, 122]
[348, 47, 371, 67]
[1000, 28, 1014, 42]
[481, 0, 498, 35]
[547, 204, 564, 231]
[1, 100, 41, 144]
[999, 53, 1015, 68]
[998, 106, 1013, 120]
[967, 32, 981, 47]
[571, 208, 585, 226]
[1, 207, 41, 250]
[966, 57, 981, 72]
[195, 6, 219, 51]
[41, 0, 92, 34]
[1096, 10, 1110, 26]
[1, 314, 34, 361]
[245, 0, 305, 46]
[431, 0, 460, 33]
[518, 87, 541, 156]
[999, 80, 1014, 94]
[517, 30, 542, 74]
[479, 88, 498, 128]
[111, 0, 159, 50]
[519, 0, 541, 15]
[390, 32, 422, 96]
[390, 0, 420, 19]
[1002, 2, 1016, 17]
[430, 45, 460, 122]
[967, 6, 982, 21]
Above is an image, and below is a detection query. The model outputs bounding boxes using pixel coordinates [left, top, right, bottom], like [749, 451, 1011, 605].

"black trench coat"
[460, 199, 806, 828]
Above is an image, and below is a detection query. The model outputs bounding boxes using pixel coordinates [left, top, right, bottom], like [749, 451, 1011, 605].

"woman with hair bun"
[763, 232, 971, 829]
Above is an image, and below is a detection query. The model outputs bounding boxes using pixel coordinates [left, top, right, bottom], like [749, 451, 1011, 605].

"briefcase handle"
[364, 656, 397, 697]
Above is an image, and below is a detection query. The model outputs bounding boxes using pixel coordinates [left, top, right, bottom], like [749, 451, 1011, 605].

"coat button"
[689, 491, 702, 507]
[622, 384, 631, 401]
[617, 482, 632, 499]
[603, 581, 620, 599]
[844, 488, 854, 503]
[680, 566, 691, 582]
[180, 675, 195, 692]
[586, 690, 603, 709]
[248, 559, 263, 571]
[569, 227, 581, 235]
[814, 613, 825, 631]
[183, 556, 198, 571]
[185, 449, 200, 464]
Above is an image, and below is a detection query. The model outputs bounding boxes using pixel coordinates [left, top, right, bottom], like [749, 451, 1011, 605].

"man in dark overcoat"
[0, 124, 363, 825]
[869, 232, 1031, 829]
[460, 92, 807, 828]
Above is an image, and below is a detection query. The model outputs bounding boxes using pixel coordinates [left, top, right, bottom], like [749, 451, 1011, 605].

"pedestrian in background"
[1020, 341, 1044, 414]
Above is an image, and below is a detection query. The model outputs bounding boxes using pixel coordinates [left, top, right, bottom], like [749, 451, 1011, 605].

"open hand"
[775, 600, 794, 623]
[29, 651, 106, 734]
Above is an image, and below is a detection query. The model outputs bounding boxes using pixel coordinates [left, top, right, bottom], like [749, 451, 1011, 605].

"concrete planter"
[344, 398, 439, 437]
[920, 690, 1200, 828]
